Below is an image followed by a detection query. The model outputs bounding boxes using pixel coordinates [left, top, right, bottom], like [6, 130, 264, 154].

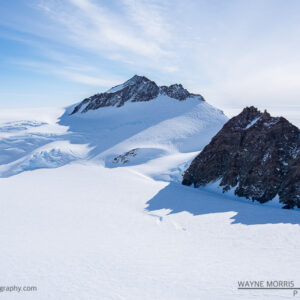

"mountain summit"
[70, 75, 204, 114]
[182, 106, 300, 208]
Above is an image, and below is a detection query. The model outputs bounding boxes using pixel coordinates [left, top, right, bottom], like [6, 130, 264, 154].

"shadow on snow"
[145, 182, 300, 225]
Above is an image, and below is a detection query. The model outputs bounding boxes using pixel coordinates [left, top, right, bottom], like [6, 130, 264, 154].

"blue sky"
[0, 0, 300, 123]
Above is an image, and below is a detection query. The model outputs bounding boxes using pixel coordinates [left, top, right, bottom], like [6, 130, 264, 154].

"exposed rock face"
[182, 106, 300, 209]
[70, 75, 204, 114]
[112, 148, 138, 164]
[159, 84, 190, 100]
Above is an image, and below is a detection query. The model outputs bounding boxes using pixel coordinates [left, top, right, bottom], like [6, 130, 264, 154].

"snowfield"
[0, 98, 300, 300]
[1, 163, 300, 300]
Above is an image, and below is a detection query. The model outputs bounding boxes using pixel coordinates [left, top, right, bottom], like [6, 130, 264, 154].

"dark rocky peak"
[123, 74, 150, 86]
[226, 106, 263, 130]
[70, 75, 204, 114]
[71, 75, 159, 114]
[159, 83, 192, 100]
[107, 75, 152, 93]
[182, 107, 300, 209]
[223, 106, 282, 133]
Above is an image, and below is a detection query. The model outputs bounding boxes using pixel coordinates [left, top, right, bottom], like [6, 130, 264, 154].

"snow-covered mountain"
[70, 75, 203, 113]
[0, 75, 227, 178]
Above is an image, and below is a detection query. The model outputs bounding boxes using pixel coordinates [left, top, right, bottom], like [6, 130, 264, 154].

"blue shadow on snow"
[145, 182, 300, 225]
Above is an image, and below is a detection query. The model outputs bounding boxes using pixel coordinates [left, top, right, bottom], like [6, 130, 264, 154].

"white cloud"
[57, 71, 120, 87]
[12, 59, 122, 87]
[121, 0, 171, 43]
[41, 0, 170, 60]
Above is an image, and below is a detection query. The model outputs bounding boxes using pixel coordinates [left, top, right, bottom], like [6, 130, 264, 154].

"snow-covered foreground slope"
[0, 163, 300, 300]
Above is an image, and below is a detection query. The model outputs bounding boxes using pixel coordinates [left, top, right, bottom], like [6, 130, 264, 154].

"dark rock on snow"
[182, 106, 300, 209]
[70, 75, 204, 114]
[112, 148, 138, 164]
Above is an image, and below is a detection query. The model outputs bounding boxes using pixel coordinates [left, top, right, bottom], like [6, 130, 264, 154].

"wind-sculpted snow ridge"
[70, 75, 204, 114]
[0, 141, 90, 177]
[183, 106, 300, 209]
[0, 120, 47, 132]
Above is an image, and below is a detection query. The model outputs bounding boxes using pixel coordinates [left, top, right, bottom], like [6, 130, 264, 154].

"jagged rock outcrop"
[112, 148, 138, 164]
[182, 106, 300, 209]
[159, 84, 191, 100]
[70, 75, 204, 114]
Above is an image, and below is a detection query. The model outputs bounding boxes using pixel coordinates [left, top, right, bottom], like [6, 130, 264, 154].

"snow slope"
[0, 95, 226, 177]
[61, 95, 227, 168]
[0, 163, 300, 300]
[0, 93, 300, 299]
[0, 141, 90, 177]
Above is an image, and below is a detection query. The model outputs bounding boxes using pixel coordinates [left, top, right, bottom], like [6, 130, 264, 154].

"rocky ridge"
[71, 75, 204, 114]
[182, 106, 300, 209]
